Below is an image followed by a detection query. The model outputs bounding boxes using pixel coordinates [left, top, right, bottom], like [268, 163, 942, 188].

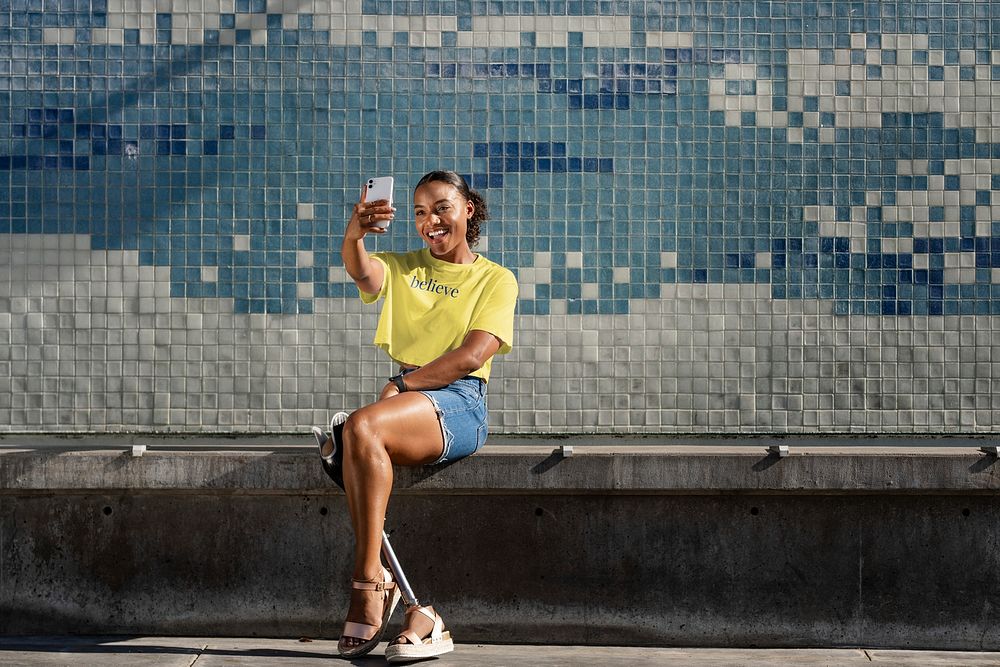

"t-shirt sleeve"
[469, 270, 518, 355]
[358, 253, 390, 304]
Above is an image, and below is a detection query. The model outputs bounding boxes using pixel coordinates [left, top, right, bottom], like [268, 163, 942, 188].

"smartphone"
[364, 176, 394, 229]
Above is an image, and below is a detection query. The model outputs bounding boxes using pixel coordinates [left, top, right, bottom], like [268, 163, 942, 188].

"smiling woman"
[313, 170, 518, 662]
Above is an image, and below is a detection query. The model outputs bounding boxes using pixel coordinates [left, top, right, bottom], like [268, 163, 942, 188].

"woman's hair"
[415, 170, 489, 247]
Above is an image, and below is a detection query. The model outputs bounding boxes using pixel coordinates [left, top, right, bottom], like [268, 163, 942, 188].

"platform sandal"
[384, 604, 454, 663]
[338, 566, 401, 658]
[312, 411, 348, 489]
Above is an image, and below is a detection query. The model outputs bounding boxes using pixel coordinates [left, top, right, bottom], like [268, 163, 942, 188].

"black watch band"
[390, 373, 407, 393]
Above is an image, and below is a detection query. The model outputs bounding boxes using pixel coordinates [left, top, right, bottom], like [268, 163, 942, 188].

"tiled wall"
[3, 2, 1000, 433]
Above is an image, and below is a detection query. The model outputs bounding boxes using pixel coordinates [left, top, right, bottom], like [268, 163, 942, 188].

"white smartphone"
[364, 176, 394, 229]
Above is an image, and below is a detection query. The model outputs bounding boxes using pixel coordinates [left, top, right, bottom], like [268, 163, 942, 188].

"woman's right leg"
[337, 391, 445, 652]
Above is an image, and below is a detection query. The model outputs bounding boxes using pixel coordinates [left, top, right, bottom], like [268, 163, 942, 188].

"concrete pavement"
[1, 637, 999, 666]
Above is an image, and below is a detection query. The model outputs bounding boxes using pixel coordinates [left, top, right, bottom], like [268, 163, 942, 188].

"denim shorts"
[401, 369, 488, 465]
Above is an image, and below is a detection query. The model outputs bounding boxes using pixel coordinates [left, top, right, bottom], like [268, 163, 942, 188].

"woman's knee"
[341, 409, 384, 459]
[341, 395, 444, 465]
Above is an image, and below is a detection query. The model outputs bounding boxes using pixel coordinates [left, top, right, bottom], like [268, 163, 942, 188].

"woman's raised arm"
[341, 188, 394, 295]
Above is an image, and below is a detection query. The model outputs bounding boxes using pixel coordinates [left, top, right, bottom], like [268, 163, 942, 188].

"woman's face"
[413, 180, 474, 258]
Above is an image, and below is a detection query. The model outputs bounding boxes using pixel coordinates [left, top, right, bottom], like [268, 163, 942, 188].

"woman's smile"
[426, 227, 450, 243]
[413, 180, 476, 263]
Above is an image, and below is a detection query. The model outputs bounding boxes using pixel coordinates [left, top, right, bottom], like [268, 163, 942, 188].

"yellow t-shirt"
[359, 248, 518, 382]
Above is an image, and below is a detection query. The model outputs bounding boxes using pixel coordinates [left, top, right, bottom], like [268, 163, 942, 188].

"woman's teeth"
[428, 229, 447, 239]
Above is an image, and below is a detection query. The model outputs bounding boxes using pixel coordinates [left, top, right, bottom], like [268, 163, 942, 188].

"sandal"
[338, 566, 401, 658]
[312, 411, 348, 489]
[384, 604, 454, 663]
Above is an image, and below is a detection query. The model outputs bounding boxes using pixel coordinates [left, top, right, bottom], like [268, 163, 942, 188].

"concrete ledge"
[1, 441, 999, 649]
[0, 444, 998, 494]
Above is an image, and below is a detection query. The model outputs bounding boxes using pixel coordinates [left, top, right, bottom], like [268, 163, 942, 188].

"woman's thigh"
[347, 392, 444, 466]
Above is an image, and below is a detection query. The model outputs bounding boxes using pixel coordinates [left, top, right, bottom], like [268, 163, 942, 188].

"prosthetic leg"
[313, 415, 454, 662]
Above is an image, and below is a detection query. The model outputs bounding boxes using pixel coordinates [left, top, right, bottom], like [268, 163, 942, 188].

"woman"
[314, 170, 517, 661]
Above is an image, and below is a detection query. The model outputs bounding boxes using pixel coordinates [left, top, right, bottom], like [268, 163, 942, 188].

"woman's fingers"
[357, 200, 395, 231]
[349, 199, 395, 236]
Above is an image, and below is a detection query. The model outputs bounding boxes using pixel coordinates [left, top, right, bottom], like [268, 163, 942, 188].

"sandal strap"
[407, 605, 437, 624]
[351, 578, 395, 592]
[396, 605, 444, 644]
[397, 629, 425, 646]
[351, 567, 395, 592]
[342, 620, 379, 642]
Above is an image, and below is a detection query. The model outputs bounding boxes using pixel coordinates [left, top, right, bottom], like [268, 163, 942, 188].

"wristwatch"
[389, 372, 407, 393]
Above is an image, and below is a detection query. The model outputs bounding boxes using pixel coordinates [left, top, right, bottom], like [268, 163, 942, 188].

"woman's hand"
[346, 187, 395, 242]
[378, 381, 401, 402]
[341, 184, 389, 295]
[375, 331, 501, 401]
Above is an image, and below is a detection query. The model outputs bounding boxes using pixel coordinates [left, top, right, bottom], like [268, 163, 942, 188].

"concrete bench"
[1, 437, 998, 649]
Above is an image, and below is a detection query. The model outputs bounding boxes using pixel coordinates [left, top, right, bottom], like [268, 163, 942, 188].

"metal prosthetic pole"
[381, 530, 419, 607]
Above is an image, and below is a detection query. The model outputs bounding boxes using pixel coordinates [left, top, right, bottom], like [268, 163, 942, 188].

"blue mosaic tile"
[6, 4, 1000, 314]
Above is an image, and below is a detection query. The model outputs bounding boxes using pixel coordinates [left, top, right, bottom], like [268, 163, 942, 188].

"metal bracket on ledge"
[767, 445, 789, 458]
[560, 445, 574, 458]
[131, 445, 147, 457]
[980, 445, 1000, 457]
